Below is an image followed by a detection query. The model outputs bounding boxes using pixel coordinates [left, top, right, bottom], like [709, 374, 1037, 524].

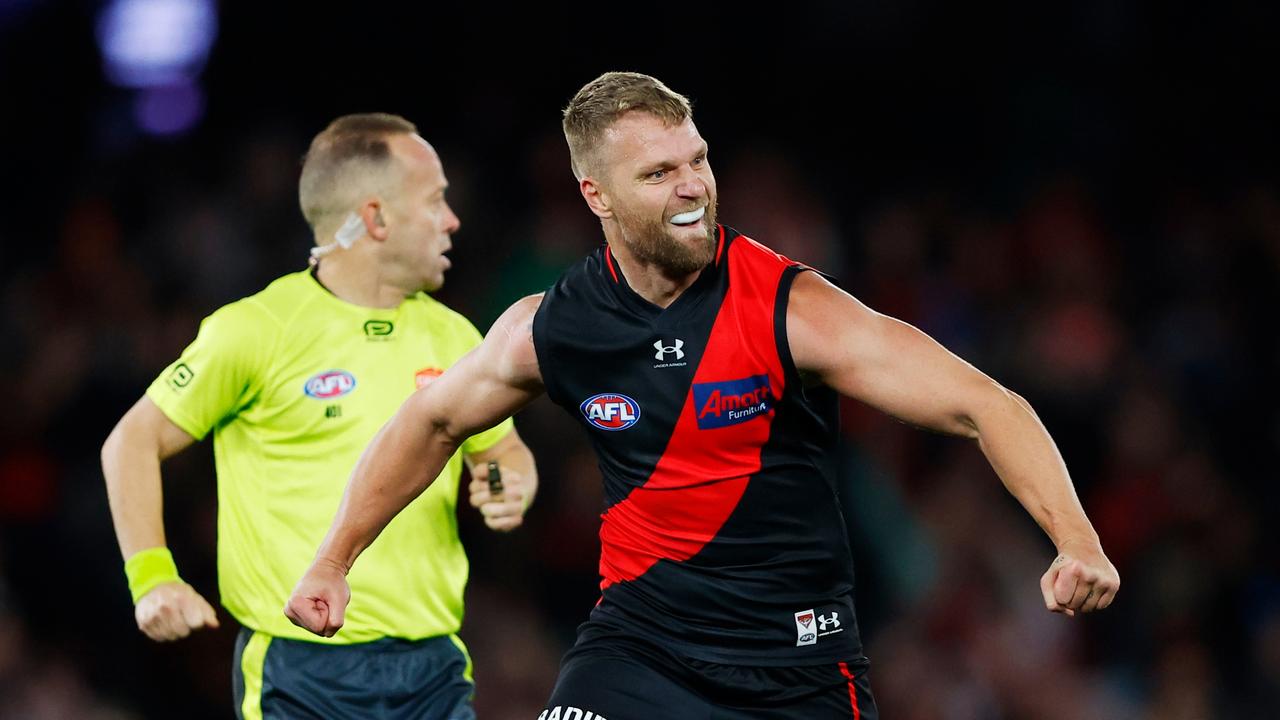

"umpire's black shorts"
[539, 619, 878, 720]
[232, 627, 475, 720]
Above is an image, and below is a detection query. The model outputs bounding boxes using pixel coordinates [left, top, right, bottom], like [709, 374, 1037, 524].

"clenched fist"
[283, 559, 351, 638]
[135, 581, 219, 641]
[1040, 540, 1120, 617]
[468, 464, 532, 532]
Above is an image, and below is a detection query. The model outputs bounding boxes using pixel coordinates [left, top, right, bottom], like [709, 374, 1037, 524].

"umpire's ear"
[359, 200, 388, 241]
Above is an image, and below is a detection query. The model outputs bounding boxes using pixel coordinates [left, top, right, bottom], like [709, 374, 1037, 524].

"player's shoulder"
[724, 225, 793, 267]
[493, 294, 544, 383]
[503, 293, 545, 327]
[548, 245, 607, 289]
[513, 292, 545, 312]
[540, 247, 612, 313]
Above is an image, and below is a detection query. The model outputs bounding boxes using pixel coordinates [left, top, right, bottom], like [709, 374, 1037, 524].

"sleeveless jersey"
[532, 225, 864, 665]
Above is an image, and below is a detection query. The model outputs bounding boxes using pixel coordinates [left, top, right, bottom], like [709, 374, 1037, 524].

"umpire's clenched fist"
[135, 581, 220, 641]
[284, 558, 351, 638]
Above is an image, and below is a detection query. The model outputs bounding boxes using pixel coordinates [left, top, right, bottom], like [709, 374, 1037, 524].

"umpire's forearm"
[314, 400, 461, 572]
[972, 387, 1100, 550]
[102, 419, 168, 560]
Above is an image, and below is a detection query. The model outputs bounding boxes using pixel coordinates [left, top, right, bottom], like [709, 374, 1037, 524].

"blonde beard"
[615, 201, 718, 276]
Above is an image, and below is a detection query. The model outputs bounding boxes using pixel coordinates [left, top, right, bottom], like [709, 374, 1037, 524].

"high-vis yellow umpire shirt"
[146, 270, 513, 643]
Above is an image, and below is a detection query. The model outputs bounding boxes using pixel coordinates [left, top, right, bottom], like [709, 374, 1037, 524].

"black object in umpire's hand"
[487, 461, 504, 497]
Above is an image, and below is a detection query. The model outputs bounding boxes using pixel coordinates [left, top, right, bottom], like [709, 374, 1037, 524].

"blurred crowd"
[0, 119, 1276, 719]
[2, 2, 1279, 718]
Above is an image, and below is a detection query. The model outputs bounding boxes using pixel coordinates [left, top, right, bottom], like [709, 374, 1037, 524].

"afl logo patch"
[304, 370, 356, 399]
[580, 393, 641, 431]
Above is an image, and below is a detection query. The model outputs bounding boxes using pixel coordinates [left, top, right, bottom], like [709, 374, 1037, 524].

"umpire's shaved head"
[298, 113, 418, 233]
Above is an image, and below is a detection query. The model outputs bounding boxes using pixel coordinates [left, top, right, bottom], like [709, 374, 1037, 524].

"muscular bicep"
[787, 271, 1003, 439]
[406, 294, 545, 443]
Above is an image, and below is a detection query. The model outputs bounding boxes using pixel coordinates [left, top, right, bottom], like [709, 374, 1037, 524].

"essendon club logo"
[794, 609, 817, 647]
[580, 393, 641, 431]
[692, 375, 775, 430]
[303, 370, 356, 399]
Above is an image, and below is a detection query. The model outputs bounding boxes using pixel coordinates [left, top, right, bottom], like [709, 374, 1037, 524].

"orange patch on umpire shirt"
[415, 367, 444, 389]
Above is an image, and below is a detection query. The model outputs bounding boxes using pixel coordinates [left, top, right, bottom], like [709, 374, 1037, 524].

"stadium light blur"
[135, 83, 205, 135]
[96, 0, 218, 136]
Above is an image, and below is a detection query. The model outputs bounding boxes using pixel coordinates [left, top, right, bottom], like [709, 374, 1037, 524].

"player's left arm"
[787, 270, 1119, 616]
[464, 430, 538, 532]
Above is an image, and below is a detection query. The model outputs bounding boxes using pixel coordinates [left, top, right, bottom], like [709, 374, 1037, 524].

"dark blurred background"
[1, 1, 1278, 718]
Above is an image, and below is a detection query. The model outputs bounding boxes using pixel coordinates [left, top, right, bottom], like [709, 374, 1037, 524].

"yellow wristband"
[124, 547, 182, 604]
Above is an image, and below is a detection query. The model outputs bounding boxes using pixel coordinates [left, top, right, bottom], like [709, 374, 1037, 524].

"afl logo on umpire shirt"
[580, 393, 641, 431]
[304, 370, 356, 399]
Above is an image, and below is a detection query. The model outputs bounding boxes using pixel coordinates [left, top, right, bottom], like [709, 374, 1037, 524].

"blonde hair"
[562, 72, 693, 179]
[298, 113, 417, 230]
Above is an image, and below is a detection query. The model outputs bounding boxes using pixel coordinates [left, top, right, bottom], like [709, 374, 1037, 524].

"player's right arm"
[286, 294, 545, 638]
[102, 397, 220, 640]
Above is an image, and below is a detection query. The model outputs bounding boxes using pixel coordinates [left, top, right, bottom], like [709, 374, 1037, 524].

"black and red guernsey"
[532, 225, 864, 666]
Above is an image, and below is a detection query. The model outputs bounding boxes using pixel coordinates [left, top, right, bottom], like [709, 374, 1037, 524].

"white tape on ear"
[334, 211, 365, 248]
[310, 211, 366, 262]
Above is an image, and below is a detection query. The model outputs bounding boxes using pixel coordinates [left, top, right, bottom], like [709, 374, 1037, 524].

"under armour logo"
[818, 611, 840, 631]
[654, 339, 684, 361]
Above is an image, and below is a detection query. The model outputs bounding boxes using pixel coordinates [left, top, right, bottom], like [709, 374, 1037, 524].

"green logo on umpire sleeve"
[167, 362, 194, 390]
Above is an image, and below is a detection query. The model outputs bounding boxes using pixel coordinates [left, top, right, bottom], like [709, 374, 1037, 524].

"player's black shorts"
[539, 619, 878, 720]
[231, 627, 475, 720]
